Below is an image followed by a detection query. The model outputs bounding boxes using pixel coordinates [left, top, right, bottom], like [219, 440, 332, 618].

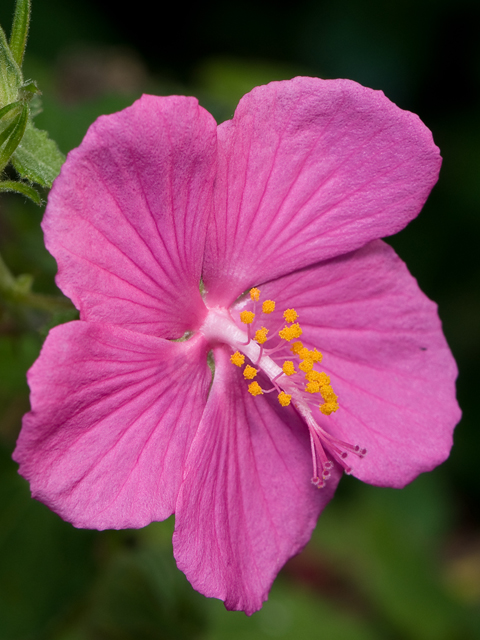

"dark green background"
[0, 0, 479, 638]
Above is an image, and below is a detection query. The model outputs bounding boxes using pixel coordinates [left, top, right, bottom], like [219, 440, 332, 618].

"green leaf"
[9, 0, 31, 68]
[0, 101, 27, 171]
[11, 121, 65, 187]
[0, 24, 22, 106]
[0, 179, 41, 204]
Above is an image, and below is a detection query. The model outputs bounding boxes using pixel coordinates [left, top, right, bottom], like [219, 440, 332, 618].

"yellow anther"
[290, 341, 304, 355]
[291, 323, 303, 339]
[297, 346, 323, 363]
[248, 381, 263, 396]
[240, 310, 255, 324]
[306, 381, 321, 394]
[262, 300, 276, 314]
[243, 365, 258, 380]
[279, 323, 303, 342]
[298, 358, 314, 373]
[230, 351, 245, 367]
[306, 370, 330, 386]
[254, 327, 269, 344]
[319, 384, 339, 414]
[321, 385, 337, 402]
[250, 288, 260, 301]
[282, 361, 296, 376]
[283, 308, 298, 323]
[320, 401, 339, 415]
[279, 326, 293, 341]
[318, 372, 330, 386]
[278, 391, 292, 407]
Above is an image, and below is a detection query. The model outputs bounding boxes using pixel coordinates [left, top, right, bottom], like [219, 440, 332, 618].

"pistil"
[199, 297, 366, 487]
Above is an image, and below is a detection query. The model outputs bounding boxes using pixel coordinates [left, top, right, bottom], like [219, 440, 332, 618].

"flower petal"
[203, 77, 441, 306]
[244, 240, 460, 487]
[173, 346, 340, 614]
[13, 322, 211, 529]
[44, 95, 217, 338]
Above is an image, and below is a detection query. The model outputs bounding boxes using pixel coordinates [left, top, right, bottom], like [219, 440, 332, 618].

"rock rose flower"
[14, 77, 460, 614]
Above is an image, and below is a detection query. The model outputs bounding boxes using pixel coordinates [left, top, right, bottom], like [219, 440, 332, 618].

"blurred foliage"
[0, 0, 479, 638]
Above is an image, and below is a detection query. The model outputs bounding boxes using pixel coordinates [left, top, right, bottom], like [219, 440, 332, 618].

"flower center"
[199, 289, 366, 487]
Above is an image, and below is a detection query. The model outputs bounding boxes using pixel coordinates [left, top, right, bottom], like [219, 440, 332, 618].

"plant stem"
[0, 249, 73, 313]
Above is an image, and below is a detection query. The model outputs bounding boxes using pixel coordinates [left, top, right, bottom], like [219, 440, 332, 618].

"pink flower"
[14, 77, 460, 614]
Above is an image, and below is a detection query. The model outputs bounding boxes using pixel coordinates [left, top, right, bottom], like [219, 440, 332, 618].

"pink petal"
[44, 95, 217, 338]
[203, 77, 441, 306]
[241, 240, 460, 487]
[13, 322, 211, 529]
[173, 345, 340, 614]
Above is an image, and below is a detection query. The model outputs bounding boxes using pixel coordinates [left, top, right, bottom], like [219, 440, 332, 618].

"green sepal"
[0, 178, 41, 204]
[9, 0, 31, 68]
[0, 101, 28, 171]
[0, 24, 23, 106]
[0, 99, 22, 121]
[11, 121, 65, 187]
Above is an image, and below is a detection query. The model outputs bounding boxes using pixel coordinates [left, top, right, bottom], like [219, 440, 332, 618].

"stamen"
[254, 327, 269, 344]
[306, 370, 329, 385]
[263, 341, 291, 357]
[250, 288, 260, 301]
[243, 365, 258, 379]
[262, 300, 275, 314]
[298, 358, 314, 373]
[240, 311, 255, 324]
[282, 361, 296, 376]
[248, 381, 263, 396]
[320, 385, 337, 401]
[278, 391, 292, 406]
[230, 351, 245, 367]
[279, 323, 303, 341]
[203, 293, 365, 488]
[283, 308, 298, 323]
[320, 402, 339, 415]
[291, 341, 304, 355]
[319, 385, 339, 414]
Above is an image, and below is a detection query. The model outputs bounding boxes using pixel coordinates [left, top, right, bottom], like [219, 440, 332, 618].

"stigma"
[200, 289, 366, 488]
